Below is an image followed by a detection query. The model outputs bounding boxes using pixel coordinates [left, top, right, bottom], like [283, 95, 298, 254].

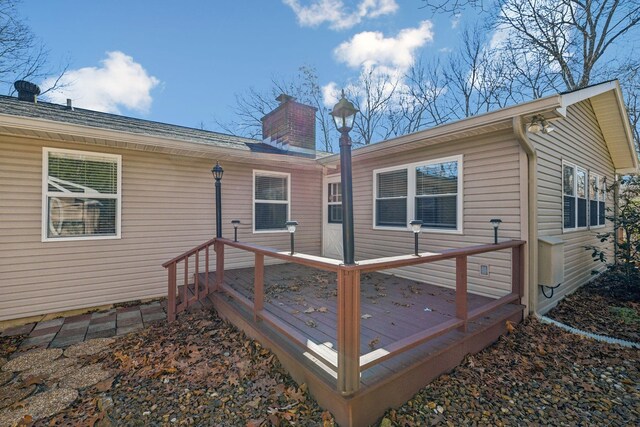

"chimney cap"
[14, 80, 41, 102]
[276, 93, 295, 104]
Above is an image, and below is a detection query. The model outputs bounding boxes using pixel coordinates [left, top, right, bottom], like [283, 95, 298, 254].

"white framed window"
[42, 147, 121, 241]
[589, 173, 606, 228]
[253, 170, 290, 233]
[563, 160, 606, 231]
[373, 155, 463, 233]
[327, 182, 342, 224]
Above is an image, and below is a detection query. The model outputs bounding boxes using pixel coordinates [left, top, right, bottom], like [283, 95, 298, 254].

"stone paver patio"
[0, 301, 166, 350]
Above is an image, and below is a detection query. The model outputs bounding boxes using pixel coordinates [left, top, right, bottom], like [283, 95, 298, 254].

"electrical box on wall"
[538, 236, 564, 286]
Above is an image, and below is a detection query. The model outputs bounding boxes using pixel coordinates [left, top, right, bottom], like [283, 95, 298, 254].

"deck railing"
[181, 237, 526, 396]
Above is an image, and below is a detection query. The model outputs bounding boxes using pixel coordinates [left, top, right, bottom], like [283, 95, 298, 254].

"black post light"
[490, 218, 502, 244]
[410, 220, 423, 256]
[330, 90, 359, 265]
[231, 220, 240, 242]
[285, 221, 298, 255]
[211, 161, 224, 238]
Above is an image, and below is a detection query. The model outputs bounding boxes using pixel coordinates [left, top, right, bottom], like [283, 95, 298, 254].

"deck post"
[455, 256, 468, 332]
[512, 244, 525, 299]
[337, 268, 361, 395]
[254, 253, 264, 321]
[168, 263, 176, 323]
[215, 240, 224, 291]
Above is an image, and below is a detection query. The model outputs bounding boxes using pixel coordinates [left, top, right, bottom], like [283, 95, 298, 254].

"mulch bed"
[1, 303, 638, 426]
[546, 269, 640, 342]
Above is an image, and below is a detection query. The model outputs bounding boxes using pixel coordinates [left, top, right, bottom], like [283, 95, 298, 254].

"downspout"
[512, 116, 539, 315]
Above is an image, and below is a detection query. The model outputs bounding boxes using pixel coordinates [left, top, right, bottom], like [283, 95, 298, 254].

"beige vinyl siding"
[336, 130, 524, 298]
[533, 100, 615, 314]
[0, 136, 322, 321]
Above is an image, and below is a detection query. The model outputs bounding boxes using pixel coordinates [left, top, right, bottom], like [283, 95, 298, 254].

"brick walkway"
[0, 301, 166, 349]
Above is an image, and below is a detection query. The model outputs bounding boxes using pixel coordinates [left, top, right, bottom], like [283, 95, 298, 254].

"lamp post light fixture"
[410, 220, 423, 256]
[211, 161, 224, 238]
[490, 218, 502, 244]
[285, 220, 298, 255]
[330, 90, 359, 265]
[231, 220, 240, 242]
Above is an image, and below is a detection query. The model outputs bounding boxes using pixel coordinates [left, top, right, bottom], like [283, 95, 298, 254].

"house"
[0, 79, 637, 425]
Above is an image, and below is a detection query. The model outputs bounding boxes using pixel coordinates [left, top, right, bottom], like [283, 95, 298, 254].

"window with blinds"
[415, 161, 458, 229]
[374, 155, 463, 232]
[589, 173, 606, 227]
[43, 148, 121, 241]
[563, 161, 606, 231]
[375, 169, 407, 227]
[254, 171, 290, 231]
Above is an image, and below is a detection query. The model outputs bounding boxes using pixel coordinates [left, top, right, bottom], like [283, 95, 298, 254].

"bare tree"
[0, 0, 66, 95]
[216, 66, 337, 152]
[344, 67, 400, 145]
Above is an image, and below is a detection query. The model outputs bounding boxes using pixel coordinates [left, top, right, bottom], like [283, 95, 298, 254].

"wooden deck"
[200, 263, 523, 426]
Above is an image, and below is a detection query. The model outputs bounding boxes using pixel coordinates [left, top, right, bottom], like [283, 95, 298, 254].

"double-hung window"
[375, 170, 407, 227]
[253, 171, 290, 232]
[374, 155, 462, 232]
[43, 148, 121, 241]
[589, 173, 606, 227]
[327, 182, 342, 224]
[563, 161, 606, 231]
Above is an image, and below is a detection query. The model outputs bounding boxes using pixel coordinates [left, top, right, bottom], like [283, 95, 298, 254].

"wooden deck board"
[193, 263, 523, 427]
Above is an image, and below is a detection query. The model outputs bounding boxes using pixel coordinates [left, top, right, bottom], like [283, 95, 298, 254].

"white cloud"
[333, 20, 434, 73]
[322, 81, 340, 108]
[42, 51, 160, 114]
[451, 13, 461, 29]
[283, 0, 398, 30]
[439, 47, 453, 53]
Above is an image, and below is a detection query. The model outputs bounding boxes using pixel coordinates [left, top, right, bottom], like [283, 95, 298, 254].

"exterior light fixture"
[330, 90, 359, 265]
[527, 115, 554, 134]
[490, 218, 502, 244]
[211, 161, 224, 238]
[285, 220, 298, 255]
[231, 219, 240, 242]
[410, 220, 423, 256]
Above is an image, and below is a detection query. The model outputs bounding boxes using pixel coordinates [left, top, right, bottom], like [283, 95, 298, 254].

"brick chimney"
[261, 94, 317, 153]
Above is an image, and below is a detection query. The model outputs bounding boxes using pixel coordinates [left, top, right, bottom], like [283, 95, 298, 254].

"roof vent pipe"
[66, 98, 74, 111]
[14, 80, 41, 103]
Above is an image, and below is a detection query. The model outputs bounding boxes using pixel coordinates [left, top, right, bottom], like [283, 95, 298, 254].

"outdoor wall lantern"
[410, 220, 423, 256]
[527, 115, 554, 134]
[490, 218, 502, 244]
[330, 90, 359, 265]
[211, 161, 224, 238]
[231, 219, 240, 242]
[285, 220, 298, 255]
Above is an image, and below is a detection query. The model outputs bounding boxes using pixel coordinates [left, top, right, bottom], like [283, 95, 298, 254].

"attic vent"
[14, 80, 41, 103]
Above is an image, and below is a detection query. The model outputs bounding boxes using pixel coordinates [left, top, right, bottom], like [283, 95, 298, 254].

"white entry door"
[323, 175, 343, 260]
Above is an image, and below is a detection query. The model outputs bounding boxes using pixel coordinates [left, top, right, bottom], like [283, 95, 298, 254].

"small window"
[589, 173, 606, 227]
[254, 171, 290, 231]
[327, 182, 342, 224]
[375, 169, 407, 227]
[43, 148, 121, 241]
[563, 163, 576, 229]
[576, 168, 587, 228]
[415, 161, 458, 229]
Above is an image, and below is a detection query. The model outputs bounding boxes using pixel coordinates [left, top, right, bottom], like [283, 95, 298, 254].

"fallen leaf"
[304, 307, 315, 314]
[368, 337, 380, 350]
[22, 375, 44, 387]
[317, 307, 328, 313]
[361, 314, 373, 319]
[94, 377, 114, 392]
[505, 320, 516, 333]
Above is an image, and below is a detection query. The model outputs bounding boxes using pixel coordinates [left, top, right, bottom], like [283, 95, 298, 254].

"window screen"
[254, 173, 289, 231]
[415, 161, 458, 229]
[45, 149, 120, 239]
[375, 169, 407, 227]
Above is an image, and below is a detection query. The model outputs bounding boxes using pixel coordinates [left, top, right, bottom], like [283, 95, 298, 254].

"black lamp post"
[231, 220, 240, 242]
[211, 161, 224, 238]
[410, 220, 423, 256]
[286, 221, 298, 255]
[330, 90, 359, 265]
[490, 218, 502, 244]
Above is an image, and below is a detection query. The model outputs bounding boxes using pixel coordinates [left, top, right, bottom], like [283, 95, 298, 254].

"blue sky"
[19, 1, 467, 132]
